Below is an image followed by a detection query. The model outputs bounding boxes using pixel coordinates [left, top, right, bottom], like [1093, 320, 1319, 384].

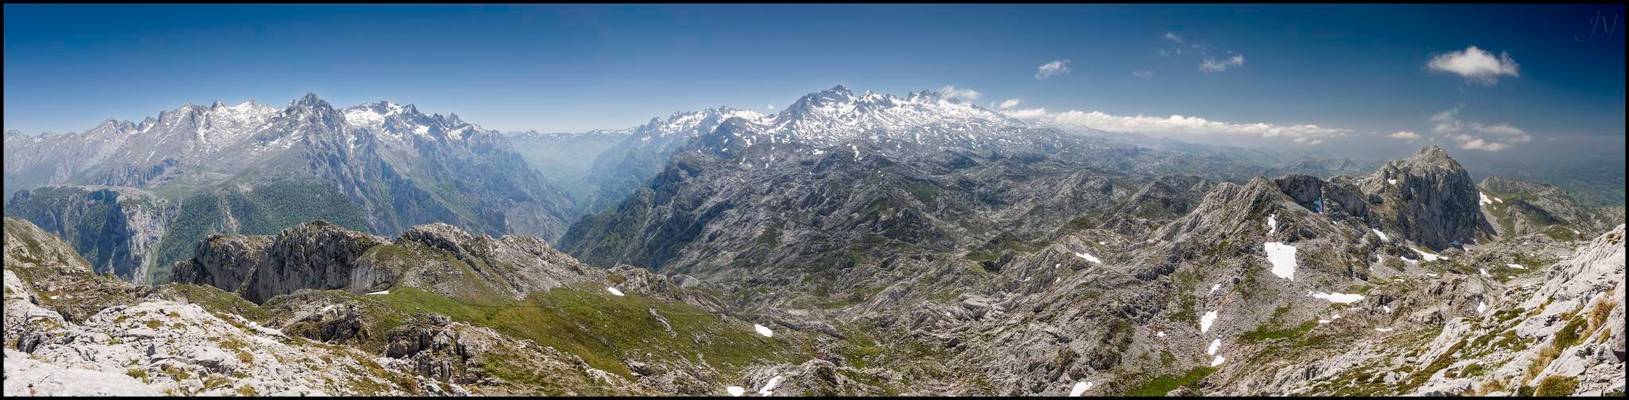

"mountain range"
[2, 85, 1623, 396]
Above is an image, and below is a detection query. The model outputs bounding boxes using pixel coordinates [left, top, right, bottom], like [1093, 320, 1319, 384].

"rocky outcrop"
[171, 221, 387, 303]
[172, 220, 597, 303]
[3, 218, 146, 322]
[378, 312, 639, 395]
[1361, 145, 1495, 250]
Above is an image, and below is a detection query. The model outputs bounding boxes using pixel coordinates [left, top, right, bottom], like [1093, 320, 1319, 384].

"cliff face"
[170, 221, 386, 303]
[170, 221, 599, 303]
[4, 187, 173, 283]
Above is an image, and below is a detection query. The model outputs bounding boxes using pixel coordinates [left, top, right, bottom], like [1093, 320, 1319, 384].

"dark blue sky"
[4, 4, 1623, 157]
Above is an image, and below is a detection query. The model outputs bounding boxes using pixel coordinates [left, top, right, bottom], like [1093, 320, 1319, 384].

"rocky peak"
[1365, 145, 1494, 250]
[398, 223, 478, 256]
[293, 92, 329, 109]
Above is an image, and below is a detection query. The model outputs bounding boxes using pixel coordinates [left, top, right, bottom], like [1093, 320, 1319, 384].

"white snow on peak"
[1266, 213, 1278, 235]
[758, 375, 784, 396]
[1264, 242, 1298, 280]
[1479, 192, 1493, 206]
[1199, 310, 1219, 334]
[753, 324, 774, 337]
[1206, 338, 1222, 356]
[606, 287, 625, 297]
[1069, 381, 1094, 397]
[1209, 356, 1227, 367]
[725, 386, 746, 396]
[1309, 292, 1365, 304]
[1371, 228, 1389, 242]
[1387, 178, 1397, 186]
[1074, 251, 1102, 264]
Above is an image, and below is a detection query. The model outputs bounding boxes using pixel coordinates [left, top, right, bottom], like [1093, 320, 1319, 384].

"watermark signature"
[1573, 12, 1619, 42]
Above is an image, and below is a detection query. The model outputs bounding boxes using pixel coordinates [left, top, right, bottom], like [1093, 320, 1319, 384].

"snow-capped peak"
[748, 85, 1023, 147]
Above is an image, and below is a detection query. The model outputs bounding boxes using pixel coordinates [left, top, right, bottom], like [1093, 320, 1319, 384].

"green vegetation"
[1241, 318, 1317, 343]
[904, 180, 941, 204]
[1122, 367, 1216, 396]
[126, 368, 149, 383]
[1533, 375, 1579, 396]
[156, 284, 270, 322]
[1401, 339, 1466, 392]
[368, 286, 797, 378]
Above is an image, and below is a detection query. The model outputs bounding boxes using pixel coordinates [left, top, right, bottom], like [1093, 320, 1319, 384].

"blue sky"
[4, 4, 1624, 159]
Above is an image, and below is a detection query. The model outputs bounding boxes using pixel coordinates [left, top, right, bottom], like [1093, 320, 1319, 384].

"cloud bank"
[1429, 108, 1531, 151]
[1003, 107, 1349, 144]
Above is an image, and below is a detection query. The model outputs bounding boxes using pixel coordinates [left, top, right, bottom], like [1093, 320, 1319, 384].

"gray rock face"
[172, 221, 387, 303]
[4, 186, 173, 283]
[1360, 145, 1495, 250]
[172, 220, 596, 303]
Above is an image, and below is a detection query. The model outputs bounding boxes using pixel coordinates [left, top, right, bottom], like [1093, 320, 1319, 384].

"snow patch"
[1411, 248, 1444, 262]
[1371, 228, 1389, 242]
[1309, 292, 1366, 304]
[1478, 268, 1489, 277]
[1476, 301, 1487, 314]
[1074, 251, 1101, 264]
[1069, 381, 1094, 397]
[1264, 242, 1298, 280]
[1266, 213, 1278, 235]
[1209, 356, 1226, 367]
[725, 386, 745, 396]
[1155, 331, 1167, 338]
[1199, 310, 1219, 334]
[1506, 263, 1525, 270]
[759, 375, 784, 396]
[1479, 192, 1493, 206]
[366, 290, 389, 296]
[1374, 327, 1394, 333]
[754, 324, 774, 337]
[1206, 338, 1222, 356]
[606, 287, 625, 297]
[1209, 283, 1221, 295]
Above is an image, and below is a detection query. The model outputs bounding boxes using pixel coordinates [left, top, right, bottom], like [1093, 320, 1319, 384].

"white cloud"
[935, 85, 981, 102]
[1426, 46, 1519, 85]
[1200, 54, 1246, 72]
[1162, 32, 1184, 43]
[1036, 60, 1072, 80]
[1427, 108, 1531, 151]
[1387, 130, 1422, 140]
[997, 98, 1022, 109]
[1003, 108, 1348, 144]
[1001, 108, 1050, 119]
[1133, 70, 1154, 79]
